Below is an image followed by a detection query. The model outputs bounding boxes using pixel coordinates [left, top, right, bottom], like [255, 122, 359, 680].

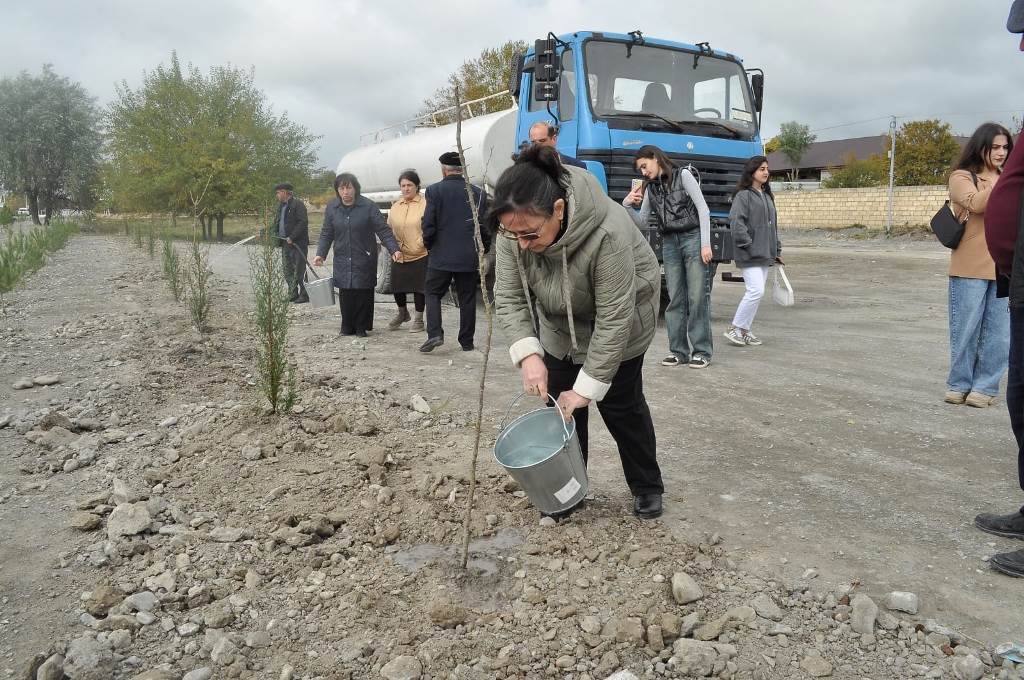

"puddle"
[391, 529, 522, 576]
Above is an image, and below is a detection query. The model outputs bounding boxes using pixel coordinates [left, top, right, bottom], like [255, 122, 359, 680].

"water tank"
[336, 108, 517, 204]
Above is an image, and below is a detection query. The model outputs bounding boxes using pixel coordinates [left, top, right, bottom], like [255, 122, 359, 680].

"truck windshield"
[583, 40, 757, 140]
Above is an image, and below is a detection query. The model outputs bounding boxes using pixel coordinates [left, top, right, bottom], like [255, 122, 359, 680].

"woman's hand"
[313, 255, 325, 266]
[700, 245, 713, 264]
[520, 354, 548, 402]
[392, 251, 403, 263]
[626, 186, 644, 207]
[556, 390, 591, 422]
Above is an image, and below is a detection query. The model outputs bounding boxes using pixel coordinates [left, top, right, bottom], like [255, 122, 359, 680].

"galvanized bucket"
[493, 392, 588, 515]
[306, 277, 335, 308]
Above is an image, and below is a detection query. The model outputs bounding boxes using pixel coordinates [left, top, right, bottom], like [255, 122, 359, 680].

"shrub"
[183, 238, 211, 333]
[248, 235, 296, 413]
[161, 231, 182, 302]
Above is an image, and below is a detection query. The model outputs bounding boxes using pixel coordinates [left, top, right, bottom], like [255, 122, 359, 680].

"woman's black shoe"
[990, 548, 1024, 577]
[974, 511, 1024, 540]
[355, 330, 367, 338]
[633, 493, 663, 519]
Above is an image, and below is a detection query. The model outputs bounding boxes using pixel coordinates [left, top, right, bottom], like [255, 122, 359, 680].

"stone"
[660, 613, 682, 639]
[70, 512, 103, 531]
[244, 631, 271, 648]
[800, 652, 833, 677]
[13, 377, 34, 390]
[606, 673, 640, 680]
[208, 526, 249, 543]
[210, 637, 239, 666]
[136, 612, 157, 625]
[627, 549, 660, 567]
[107, 503, 152, 539]
[380, 655, 422, 680]
[95, 614, 141, 632]
[111, 478, 141, 505]
[580, 615, 602, 635]
[672, 639, 718, 677]
[679, 612, 701, 637]
[36, 653, 64, 680]
[144, 570, 176, 593]
[33, 375, 61, 386]
[132, 670, 178, 680]
[428, 599, 468, 629]
[0, 413, 11, 428]
[647, 624, 665, 652]
[410, 395, 431, 414]
[101, 429, 128, 444]
[158, 416, 178, 428]
[609, 617, 645, 645]
[693, 616, 726, 641]
[203, 608, 234, 629]
[850, 593, 878, 634]
[876, 610, 899, 631]
[85, 585, 126, 617]
[952, 655, 985, 680]
[329, 413, 349, 433]
[725, 605, 757, 624]
[241, 445, 262, 461]
[751, 593, 783, 621]
[38, 411, 75, 431]
[885, 591, 920, 615]
[671, 572, 704, 604]
[63, 635, 114, 680]
[183, 669, 212, 680]
[121, 591, 159, 613]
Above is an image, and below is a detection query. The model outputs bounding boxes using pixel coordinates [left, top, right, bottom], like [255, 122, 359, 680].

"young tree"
[248, 235, 296, 413]
[0, 66, 102, 224]
[822, 153, 888, 188]
[776, 122, 816, 181]
[890, 119, 960, 186]
[420, 40, 526, 124]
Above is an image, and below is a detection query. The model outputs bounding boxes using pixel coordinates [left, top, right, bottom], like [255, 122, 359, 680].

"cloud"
[2, 0, 1020, 174]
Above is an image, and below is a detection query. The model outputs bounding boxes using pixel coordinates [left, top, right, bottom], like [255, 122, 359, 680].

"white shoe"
[723, 328, 746, 346]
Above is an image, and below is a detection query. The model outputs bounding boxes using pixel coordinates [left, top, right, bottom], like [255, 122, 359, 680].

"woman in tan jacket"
[945, 123, 1013, 407]
[386, 170, 429, 331]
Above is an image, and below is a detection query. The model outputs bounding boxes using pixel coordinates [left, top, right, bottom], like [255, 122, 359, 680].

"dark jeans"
[544, 352, 664, 496]
[282, 243, 307, 299]
[395, 292, 425, 312]
[1006, 305, 1024, 505]
[338, 288, 374, 334]
[425, 268, 478, 346]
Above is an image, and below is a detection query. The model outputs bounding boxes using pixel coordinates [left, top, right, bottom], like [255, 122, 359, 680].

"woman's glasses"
[497, 215, 548, 241]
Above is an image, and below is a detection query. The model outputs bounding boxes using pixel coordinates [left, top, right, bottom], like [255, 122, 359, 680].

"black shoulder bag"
[930, 172, 977, 249]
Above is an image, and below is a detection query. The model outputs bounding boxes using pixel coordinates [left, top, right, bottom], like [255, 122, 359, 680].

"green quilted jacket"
[495, 166, 660, 401]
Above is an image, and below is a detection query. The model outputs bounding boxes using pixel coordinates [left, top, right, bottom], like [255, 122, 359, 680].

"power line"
[810, 109, 1022, 134]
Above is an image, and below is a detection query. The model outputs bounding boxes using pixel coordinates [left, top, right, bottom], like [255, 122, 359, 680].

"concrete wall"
[774, 185, 947, 231]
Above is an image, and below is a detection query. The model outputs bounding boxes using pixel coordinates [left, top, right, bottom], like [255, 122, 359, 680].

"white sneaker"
[723, 328, 746, 346]
[743, 331, 762, 346]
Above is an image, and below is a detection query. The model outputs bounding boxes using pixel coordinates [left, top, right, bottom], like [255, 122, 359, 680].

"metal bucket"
[493, 392, 588, 516]
[306, 277, 335, 308]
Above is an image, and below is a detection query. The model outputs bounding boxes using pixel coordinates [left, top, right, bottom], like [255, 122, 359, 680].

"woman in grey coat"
[724, 156, 782, 346]
[314, 173, 401, 337]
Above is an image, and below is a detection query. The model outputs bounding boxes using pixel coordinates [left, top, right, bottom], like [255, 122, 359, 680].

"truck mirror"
[534, 80, 559, 102]
[534, 38, 560, 83]
[751, 73, 764, 113]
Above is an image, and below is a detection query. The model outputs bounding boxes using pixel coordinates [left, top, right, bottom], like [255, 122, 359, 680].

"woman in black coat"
[314, 173, 401, 336]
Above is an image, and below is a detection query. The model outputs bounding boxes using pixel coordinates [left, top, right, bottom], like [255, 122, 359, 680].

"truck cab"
[512, 31, 765, 262]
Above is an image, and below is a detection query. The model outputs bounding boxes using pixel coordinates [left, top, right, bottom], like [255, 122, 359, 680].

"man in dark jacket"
[978, 0, 1024, 579]
[271, 182, 310, 303]
[419, 151, 491, 353]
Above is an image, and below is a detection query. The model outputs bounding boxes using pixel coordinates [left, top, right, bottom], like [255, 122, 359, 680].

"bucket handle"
[499, 391, 572, 443]
[274, 235, 325, 279]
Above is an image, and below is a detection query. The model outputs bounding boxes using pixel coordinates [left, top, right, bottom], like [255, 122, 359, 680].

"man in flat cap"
[976, 0, 1024, 579]
[271, 182, 310, 303]
[419, 151, 491, 353]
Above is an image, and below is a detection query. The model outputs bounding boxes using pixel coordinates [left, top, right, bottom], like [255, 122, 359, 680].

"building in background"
[768, 135, 968, 183]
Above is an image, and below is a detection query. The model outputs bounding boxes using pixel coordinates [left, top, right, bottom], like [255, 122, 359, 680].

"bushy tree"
[420, 40, 526, 124]
[0, 66, 102, 224]
[890, 119, 960, 186]
[107, 53, 319, 240]
[776, 121, 816, 181]
[822, 153, 888, 188]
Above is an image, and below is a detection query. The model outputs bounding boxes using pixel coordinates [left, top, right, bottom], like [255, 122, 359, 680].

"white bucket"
[306, 277, 335, 308]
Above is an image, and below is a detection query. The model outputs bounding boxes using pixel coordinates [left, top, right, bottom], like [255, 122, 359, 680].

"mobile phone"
[630, 178, 644, 193]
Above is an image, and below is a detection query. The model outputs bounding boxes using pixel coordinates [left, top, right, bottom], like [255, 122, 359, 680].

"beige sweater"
[948, 169, 997, 280]
[387, 195, 427, 262]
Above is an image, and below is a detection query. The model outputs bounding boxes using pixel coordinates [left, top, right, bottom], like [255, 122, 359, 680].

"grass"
[0, 219, 78, 306]
[93, 214, 324, 244]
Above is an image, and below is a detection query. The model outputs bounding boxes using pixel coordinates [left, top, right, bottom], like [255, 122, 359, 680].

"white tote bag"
[771, 266, 795, 306]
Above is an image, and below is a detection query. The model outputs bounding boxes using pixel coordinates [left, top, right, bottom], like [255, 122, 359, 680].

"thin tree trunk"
[27, 191, 41, 225]
[216, 213, 225, 242]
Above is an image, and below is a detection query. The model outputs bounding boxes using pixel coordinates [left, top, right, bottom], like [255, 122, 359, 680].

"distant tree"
[763, 136, 780, 154]
[420, 40, 526, 125]
[776, 121, 816, 181]
[890, 119, 960, 186]
[822, 153, 888, 188]
[107, 53, 319, 240]
[0, 65, 102, 224]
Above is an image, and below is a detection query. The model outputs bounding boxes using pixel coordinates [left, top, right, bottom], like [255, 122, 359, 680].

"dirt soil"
[1, 232, 1022, 680]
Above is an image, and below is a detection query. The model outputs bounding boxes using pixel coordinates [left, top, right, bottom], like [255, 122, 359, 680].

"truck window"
[613, 78, 672, 113]
[558, 48, 575, 121]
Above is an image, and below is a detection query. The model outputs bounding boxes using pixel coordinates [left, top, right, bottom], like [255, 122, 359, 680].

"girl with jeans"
[945, 122, 1013, 408]
[623, 145, 713, 369]
[724, 156, 781, 347]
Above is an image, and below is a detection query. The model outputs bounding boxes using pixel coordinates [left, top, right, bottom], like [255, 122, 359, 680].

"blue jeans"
[663, 231, 712, 360]
[948, 276, 1009, 396]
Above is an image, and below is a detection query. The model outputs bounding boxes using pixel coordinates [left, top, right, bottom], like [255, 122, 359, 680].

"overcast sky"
[3, 1, 1022, 170]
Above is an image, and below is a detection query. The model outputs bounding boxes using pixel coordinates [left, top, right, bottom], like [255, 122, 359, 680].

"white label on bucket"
[553, 477, 582, 504]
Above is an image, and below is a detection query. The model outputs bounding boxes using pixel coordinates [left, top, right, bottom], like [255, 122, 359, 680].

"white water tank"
[336, 108, 518, 206]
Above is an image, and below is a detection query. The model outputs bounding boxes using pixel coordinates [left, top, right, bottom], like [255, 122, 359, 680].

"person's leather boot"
[974, 510, 1024, 540]
[633, 493, 663, 519]
[419, 336, 443, 353]
[990, 548, 1024, 577]
[388, 307, 411, 330]
[409, 311, 424, 332]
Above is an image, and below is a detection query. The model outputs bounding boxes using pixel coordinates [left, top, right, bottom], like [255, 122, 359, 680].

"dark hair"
[398, 169, 421, 188]
[633, 145, 676, 181]
[733, 156, 773, 199]
[334, 172, 360, 195]
[488, 145, 569, 228]
[954, 122, 1014, 174]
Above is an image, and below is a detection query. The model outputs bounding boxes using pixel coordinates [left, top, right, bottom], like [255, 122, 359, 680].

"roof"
[768, 135, 969, 172]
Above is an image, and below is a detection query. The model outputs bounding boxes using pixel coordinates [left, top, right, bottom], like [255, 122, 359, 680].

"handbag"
[930, 171, 978, 249]
[771, 266, 794, 306]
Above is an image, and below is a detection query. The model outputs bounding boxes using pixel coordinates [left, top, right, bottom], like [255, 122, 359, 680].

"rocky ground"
[1, 234, 1023, 680]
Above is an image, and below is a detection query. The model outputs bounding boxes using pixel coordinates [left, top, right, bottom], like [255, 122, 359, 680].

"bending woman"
[491, 145, 665, 519]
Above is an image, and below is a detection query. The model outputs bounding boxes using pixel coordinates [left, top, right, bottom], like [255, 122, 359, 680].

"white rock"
[606, 672, 640, 680]
[136, 611, 157, 625]
[671, 572, 704, 604]
[885, 591, 920, 615]
[953, 654, 986, 680]
[63, 635, 114, 680]
[121, 591, 160, 613]
[800, 652, 833, 677]
[106, 503, 152, 539]
[751, 593, 783, 621]
[34, 375, 61, 386]
[208, 526, 249, 543]
[13, 378, 34, 390]
[410, 395, 431, 414]
[158, 416, 178, 428]
[183, 669, 212, 680]
[850, 593, 878, 634]
[380, 655, 422, 679]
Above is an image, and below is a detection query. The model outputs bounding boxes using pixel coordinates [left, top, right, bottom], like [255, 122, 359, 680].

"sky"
[2, 1, 1022, 170]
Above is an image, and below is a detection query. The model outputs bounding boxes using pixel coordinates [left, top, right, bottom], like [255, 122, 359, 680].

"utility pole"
[886, 116, 897, 237]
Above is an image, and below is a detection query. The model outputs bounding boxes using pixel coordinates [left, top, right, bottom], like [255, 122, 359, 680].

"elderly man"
[419, 151, 490, 353]
[528, 121, 587, 169]
[271, 182, 310, 303]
